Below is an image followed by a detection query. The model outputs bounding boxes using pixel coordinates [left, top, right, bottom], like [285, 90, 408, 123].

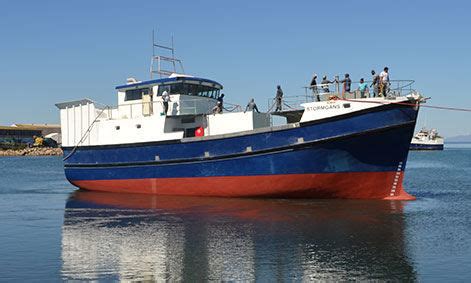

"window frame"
[124, 88, 150, 101]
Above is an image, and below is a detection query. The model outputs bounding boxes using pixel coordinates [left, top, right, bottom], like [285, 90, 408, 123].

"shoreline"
[0, 147, 63, 157]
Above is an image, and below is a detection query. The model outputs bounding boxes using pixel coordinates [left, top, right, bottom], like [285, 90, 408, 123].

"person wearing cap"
[370, 70, 380, 97]
[320, 76, 334, 94]
[339, 73, 352, 98]
[379, 67, 390, 97]
[274, 85, 283, 111]
[310, 73, 320, 101]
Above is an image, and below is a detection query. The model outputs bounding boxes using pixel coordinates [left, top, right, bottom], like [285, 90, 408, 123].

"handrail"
[303, 79, 415, 93]
[91, 97, 244, 120]
[269, 80, 416, 112]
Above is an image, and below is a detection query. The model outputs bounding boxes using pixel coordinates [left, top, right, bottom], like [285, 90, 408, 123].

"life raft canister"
[195, 127, 204, 137]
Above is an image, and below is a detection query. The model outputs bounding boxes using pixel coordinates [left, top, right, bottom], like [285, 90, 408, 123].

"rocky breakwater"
[0, 147, 63, 156]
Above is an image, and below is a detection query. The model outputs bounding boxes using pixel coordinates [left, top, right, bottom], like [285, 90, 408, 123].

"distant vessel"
[410, 128, 444, 150]
[56, 37, 425, 200]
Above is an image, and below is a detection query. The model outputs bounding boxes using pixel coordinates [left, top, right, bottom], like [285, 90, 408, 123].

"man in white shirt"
[162, 90, 170, 115]
[379, 67, 389, 97]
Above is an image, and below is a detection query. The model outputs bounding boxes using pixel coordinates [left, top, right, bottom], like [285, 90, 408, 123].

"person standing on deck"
[358, 78, 369, 98]
[310, 73, 320, 101]
[162, 90, 170, 115]
[380, 67, 390, 97]
[275, 85, 283, 112]
[245, 98, 260, 113]
[370, 70, 380, 97]
[217, 93, 225, 111]
[339, 73, 352, 97]
[320, 76, 334, 93]
[212, 101, 223, 114]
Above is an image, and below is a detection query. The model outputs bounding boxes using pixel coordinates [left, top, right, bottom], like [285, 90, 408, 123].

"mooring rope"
[63, 106, 108, 161]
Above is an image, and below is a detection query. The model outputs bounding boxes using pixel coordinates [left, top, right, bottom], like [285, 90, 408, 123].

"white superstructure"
[55, 75, 273, 147]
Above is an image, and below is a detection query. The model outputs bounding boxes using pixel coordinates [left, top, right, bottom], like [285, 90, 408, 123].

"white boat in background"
[410, 128, 444, 150]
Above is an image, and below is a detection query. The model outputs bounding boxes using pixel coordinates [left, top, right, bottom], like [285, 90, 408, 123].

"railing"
[94, 98, 243, 120]
[303, 79, 415, 99]
[268, 80, 415, 112]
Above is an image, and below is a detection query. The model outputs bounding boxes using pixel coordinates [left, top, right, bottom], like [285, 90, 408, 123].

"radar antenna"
[150, 30, 185, 79]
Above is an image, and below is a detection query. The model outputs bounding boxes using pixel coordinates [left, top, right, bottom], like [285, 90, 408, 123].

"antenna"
[150, 30, 185, 79]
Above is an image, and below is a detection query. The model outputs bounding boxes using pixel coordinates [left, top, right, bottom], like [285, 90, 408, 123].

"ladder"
[150, 31, 185, 79]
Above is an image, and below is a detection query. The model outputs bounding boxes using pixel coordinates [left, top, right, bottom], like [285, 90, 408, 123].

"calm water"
[0, 146, 470, 281]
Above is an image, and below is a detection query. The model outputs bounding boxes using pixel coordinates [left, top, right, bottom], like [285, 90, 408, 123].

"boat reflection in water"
[62, 191, 416, 281]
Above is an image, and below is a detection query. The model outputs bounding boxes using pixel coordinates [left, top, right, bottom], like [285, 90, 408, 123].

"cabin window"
[157, 85, 170, 96]
[157, 82, 220, 98]
[125, 88, 150, 101]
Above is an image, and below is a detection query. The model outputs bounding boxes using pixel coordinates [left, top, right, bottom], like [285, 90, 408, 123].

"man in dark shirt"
[370, 70, 379, 97]
[321, 76, 334, 93]
[340, 73, 352, 97]
[217, 93, 225, 110]
[310, 73, 320, 101]
[275, 85, 283, 111]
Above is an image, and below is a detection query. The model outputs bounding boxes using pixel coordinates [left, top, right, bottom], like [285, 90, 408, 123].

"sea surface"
[0, 145, 470, 282]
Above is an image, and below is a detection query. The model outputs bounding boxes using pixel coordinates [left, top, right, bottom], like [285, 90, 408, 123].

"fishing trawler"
[56, 38, 424, 200]
[410, 128, 444, 150]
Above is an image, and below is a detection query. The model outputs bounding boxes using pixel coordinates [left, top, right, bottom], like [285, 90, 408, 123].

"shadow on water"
[62, 191, 416, 281]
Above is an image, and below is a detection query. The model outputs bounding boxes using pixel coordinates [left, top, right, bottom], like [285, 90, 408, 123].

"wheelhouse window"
[125, 88, 150, 101]
[157, 82, 220, 98]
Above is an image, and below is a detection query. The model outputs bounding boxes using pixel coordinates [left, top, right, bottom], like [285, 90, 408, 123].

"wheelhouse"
[116, 76, 223, 102]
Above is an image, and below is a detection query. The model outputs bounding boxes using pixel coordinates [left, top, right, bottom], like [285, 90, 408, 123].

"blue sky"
[1, 0, 470, 137]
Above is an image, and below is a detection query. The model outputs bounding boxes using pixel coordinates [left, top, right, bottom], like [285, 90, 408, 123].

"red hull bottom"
[72, 171, 415, 200]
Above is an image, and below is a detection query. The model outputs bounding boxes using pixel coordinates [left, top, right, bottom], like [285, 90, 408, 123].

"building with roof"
[11, 124, 61, 136]
[0, 124, 61, 146]
[0, 125, 42, 145]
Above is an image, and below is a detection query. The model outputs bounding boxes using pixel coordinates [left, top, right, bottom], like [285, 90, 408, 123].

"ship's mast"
[150, 30, 185, 79]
